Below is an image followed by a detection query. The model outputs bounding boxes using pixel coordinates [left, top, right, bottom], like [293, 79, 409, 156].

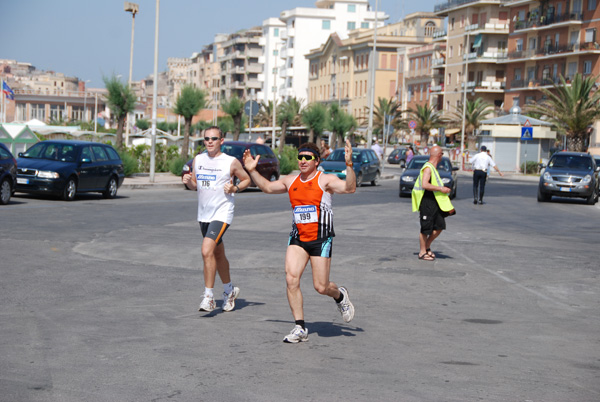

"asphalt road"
[1, 176, 599, 402]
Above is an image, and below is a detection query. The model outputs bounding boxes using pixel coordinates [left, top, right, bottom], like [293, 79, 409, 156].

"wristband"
[346, 162, 353, 167]
[234, 185, 239, 193]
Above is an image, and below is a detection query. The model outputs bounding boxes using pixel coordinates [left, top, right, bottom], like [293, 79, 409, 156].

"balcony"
[464, 50, 508, 62]
[434, 0, 510, 14]
[465, 22, 509, 34]
[281, 47, 295, 58]
[510, 77, 568, 90]
[506, 41, 600, 62]
[433, 30, 447, 41]
[430, 83, 445, 93]
[475, 81, 505, 91]
[246, 64, 263, 74]
[432, 58, 445, 67]
[513, 12, 583, 32]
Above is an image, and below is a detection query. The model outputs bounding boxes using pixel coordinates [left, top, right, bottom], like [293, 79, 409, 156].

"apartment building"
[267, 0, 388, 104]
[306, 14, 443, 124]
[167, 57, 192, 100]
[259, 18, 286, 107]
[434, 0, 510, 115]
[218, 27, 263, 100]
[403, 42, 446, 111]
[502, 0, 600, 108]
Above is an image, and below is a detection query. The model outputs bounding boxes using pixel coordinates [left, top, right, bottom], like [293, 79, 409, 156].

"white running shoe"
[283, 325, 309, 343]
[336, 287, 355, 323]
[198, 294, 216, 312]
[222, 287, 240, 312]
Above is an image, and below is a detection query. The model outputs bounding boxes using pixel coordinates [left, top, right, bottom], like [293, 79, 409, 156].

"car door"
[91, 145, 111, 189]
[77, 145, 97, 190]
[366, 150, 379, 180]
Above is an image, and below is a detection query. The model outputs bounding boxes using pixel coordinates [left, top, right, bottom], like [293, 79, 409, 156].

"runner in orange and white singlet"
[243, 140, 356, 344]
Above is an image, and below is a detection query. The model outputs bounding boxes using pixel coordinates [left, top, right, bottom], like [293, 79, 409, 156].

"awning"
[473, 34, 483, 49]
[445, 128, 460, 136]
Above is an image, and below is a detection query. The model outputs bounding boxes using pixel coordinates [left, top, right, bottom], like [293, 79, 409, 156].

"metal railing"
[514, 12, 583, 31]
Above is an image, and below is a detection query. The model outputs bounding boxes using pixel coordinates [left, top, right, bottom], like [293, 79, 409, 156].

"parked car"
[182, 141, 280, 189]
[16, 140, 125, 201]
[387, 148, 408, 166]
[318, 147, 381, 186]
[537, 151, 599, 204]
[399, 155, 458, 198]
[0, 143, 17, 205]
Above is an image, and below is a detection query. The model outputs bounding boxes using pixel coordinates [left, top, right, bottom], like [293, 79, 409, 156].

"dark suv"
[182, 141, 280, 189]
[0, 143, 17, 205]
[538, 152, 599, 204]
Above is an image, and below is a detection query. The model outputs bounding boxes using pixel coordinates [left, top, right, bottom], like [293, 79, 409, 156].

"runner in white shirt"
[470, 145, 503, 204]
[182, 126, 251, 313]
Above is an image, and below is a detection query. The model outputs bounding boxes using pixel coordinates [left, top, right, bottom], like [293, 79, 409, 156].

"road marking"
[442, 242, 577, 312]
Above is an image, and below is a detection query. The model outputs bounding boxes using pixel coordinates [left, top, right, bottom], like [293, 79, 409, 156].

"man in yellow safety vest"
[411, 145, 455, 261]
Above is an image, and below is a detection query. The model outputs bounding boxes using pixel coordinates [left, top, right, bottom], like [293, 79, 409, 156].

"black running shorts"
[199, 221, 229, 245]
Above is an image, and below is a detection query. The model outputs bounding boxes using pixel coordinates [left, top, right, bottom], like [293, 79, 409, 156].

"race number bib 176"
[293, 205, 318, 224]
[197, 174, 217, 190]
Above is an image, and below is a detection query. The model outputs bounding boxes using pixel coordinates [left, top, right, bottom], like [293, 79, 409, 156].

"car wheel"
[450, 184, 457, 200]
[586, 187, 597, 205]
[0, 178, 11, 205]
[371, 171, 380, 186]
[62, 177, 77, 201]
[103, 176, 118, 199]
[537, 187, 551, 202]
[399, 159, 406, 168]
[356, 172, 363, 187]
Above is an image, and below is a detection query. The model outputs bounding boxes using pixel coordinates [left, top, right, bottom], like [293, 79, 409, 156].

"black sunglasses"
[297, 154, 317, 161]
[204, 136, 221, 142]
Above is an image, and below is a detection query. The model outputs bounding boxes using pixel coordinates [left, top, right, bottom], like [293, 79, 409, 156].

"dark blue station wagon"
[16, 140, 125, 201]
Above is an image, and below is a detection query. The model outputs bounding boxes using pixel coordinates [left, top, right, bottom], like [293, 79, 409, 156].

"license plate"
[559, 187, 571, 192]
[16, 178, 29, 185]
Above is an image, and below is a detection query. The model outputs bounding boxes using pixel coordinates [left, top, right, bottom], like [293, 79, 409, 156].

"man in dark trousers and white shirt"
[471, 145, 503, 204]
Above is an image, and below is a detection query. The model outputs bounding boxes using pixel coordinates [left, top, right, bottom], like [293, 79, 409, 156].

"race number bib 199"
[293, 205, 318, 224]
[196, 173, 217, 190]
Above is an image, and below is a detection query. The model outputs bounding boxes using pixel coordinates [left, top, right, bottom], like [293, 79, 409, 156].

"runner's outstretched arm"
[242, 150, 289, 194]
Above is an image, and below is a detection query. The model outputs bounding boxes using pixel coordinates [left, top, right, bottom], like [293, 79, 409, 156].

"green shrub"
[521, 160, 539, 174]
[169, 157, 187, 176]
[118, 149, 140, 176]
[275, 145, 298, 175]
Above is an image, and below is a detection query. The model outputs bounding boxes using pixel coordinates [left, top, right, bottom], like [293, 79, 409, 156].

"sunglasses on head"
[297, 154, 317, 161]
[204, 136, 221, 142]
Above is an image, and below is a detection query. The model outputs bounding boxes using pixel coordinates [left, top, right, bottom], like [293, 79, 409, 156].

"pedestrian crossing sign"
[521, 126, 533, 140]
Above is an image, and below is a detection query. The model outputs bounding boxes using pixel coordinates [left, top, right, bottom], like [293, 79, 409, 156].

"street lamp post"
[460, 31, 471, 171]
[367, 0, 379, 148]
[150, 0, 159, 182]
[124, 2, 139, 147]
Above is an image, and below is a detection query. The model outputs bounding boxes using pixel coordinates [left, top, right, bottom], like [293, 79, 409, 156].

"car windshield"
[548, 155, 592, 170]
[21, 143, 78, 162]
[221, 144, 245, 160]
[327, 149, 361, 162]
[406, 157, 450, 171]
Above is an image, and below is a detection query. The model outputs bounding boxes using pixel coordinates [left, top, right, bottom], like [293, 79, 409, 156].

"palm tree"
[221, 95, 245, 141]
[103, 75, 136, 149]
[449, 98, 494, 150]
[371, 97, 402, 142]
[255, 100, 276, 127]
[173, 85, 208, 159]
[277, 97, 303, 152]
[405, 104, 446, 146]
[301, 103, 328, 143]
[328, 103, 357, 148]
[527, 73, 600, 151]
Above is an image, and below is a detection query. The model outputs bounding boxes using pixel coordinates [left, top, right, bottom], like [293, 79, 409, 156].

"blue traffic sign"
[521, 126, 533, 140]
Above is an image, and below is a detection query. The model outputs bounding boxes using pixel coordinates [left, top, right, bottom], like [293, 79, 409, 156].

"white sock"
[223, 282, 233, 295]
[204, 287, 214, 298]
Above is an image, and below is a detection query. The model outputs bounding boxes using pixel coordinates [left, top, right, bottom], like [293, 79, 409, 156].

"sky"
[1, 0, 438, 89]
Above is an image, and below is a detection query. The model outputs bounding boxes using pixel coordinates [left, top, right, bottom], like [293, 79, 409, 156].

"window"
[447, 73, 452, 85]
[516, 39, 523, 51]
[589, 0, 597, 10]
[570, 31, 579, 46]
[449, 46, 453, 58]
[459, 44, 464, 56]
[568, 62, 577, 78]
[450, 18, 455, 31]
[585, 28, 596, 43]
[273, 49, 278, 56]
[407, 85, 412, 101]
[361, 22, 369, 29]
[322, 20, 331, 30]
[515, 68, 522, 80]
[274, 28, 279, 37]
[525, 96, 536, 104]
[92, 145, 108, 162]
[347, 22, 356, 30]
[50, 105, 65, 121]
[528, 38, 537, 51]
[584, 60, 592, 75]
[381, 54, 387, 69]
[391, 55, 397, 70]
[348, 4, 356, 12]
